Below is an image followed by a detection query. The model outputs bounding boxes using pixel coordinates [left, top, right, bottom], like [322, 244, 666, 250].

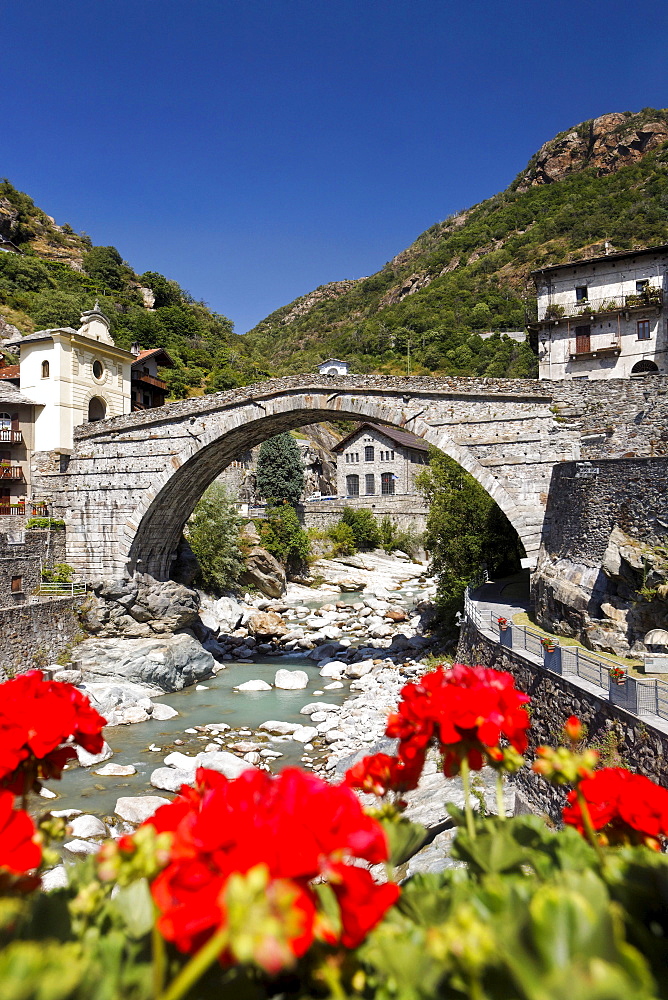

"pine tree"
[256, 433, 304, 505]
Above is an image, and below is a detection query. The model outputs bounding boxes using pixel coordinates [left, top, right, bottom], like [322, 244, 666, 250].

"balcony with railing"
[541, 287, 663, 322]
[569, 329, 622, 360]
[132, 371, 167, 391]
[0, 429, 22, 445]
[0, 501, 49, 517]
[0, 465, 25, 481]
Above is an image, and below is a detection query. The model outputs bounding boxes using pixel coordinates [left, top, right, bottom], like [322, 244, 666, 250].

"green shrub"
[26, 517, 65, 530]
[340, 507, 381, 550]
[379, 516, 423, 556]
[186, 483, 245, 594]
[41, 562, 75, 583]
[327, 521, 357, 556]
[258, 503, 310, 573]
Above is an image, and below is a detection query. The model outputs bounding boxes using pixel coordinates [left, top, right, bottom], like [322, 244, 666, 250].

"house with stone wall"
[531, 244, 668, 380]
[332, 422, 429, 499]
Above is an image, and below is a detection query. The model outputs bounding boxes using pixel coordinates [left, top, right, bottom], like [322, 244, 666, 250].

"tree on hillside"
[186, 483, 245, 594]
[256, 433, 304, 505]
[82, 246, 127, 291]
[416, 447, 523, 632]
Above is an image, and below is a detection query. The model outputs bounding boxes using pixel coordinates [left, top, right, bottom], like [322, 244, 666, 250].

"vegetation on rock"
[245, 109, 668, 379]
[256, 503, 310, 576]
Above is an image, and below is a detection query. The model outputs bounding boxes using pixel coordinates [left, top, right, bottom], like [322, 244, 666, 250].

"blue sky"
[3, 0, 668, 332]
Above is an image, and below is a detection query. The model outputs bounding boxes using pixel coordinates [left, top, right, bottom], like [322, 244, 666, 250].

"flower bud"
[564, 716, 583, 743]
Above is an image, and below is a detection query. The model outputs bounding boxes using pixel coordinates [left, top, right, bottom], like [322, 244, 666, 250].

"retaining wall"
[250, 496, 428, 533]
[457, 621, 668, 820]
[0, 595, 87, 679]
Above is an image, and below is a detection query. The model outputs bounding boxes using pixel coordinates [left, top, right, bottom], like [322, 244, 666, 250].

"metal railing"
[34, 582, 87, 597]
[463, 590, 668, 727]
[541, 289, 663, 321]
[0, 502, 49, 517]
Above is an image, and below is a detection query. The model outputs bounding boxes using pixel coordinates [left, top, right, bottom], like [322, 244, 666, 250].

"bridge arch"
[61, 377, 561, 581]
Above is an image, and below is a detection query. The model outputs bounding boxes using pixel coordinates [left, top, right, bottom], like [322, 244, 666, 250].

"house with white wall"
[5, 302, 133, 453]
[531, 245, 668, 380]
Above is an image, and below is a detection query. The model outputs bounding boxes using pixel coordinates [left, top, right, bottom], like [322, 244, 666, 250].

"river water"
[48, 577, 429, 820]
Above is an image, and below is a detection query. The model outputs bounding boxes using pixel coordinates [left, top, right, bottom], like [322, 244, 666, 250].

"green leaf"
[379, 816, 428, 867]
[110, 879, 154, 939]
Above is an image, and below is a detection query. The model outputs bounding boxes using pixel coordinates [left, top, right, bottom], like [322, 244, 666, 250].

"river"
[49, 575, 432, 822]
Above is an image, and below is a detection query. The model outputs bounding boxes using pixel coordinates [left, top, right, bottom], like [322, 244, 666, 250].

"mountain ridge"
[244, 108, 668, 379]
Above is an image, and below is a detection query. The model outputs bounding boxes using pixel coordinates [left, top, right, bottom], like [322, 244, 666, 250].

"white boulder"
[115, 795, 170, 825]
[274, 669, 309, 690]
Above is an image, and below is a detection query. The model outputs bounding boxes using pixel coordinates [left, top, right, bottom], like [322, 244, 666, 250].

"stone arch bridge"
[33, 374, 667, 583]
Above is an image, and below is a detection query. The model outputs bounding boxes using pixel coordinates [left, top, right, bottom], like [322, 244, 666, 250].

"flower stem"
[575, 786, 606, 866]
[460, 758, 476, 839]
[152, 921, 167, 999]
[157, 926, 228, 1000]
[496, 772, 506, 821]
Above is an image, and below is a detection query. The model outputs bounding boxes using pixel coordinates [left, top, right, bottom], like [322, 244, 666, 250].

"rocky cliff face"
[516, 110, 668, 191]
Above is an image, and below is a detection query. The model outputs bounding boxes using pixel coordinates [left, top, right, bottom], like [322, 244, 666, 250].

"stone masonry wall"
[0, 595, 87, 679]
[540, 457, 668, 562]
[457, 621, 668, 821]
[250, 496, 429, 533]
[0, 528, 68, 607]
[531, 456, 667, 654]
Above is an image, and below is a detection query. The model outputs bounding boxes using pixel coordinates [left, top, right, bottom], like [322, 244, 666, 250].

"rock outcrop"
[533, 527, 668, 656]
[85, 577, 201, 637]
[516, 111, 668, 192]
[239, 547, 286, 597]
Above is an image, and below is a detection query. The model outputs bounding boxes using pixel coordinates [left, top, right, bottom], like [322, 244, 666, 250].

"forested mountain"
[2, 108, 668, 394]
[245, 109, 668, 379]
[0, 180, 267, 397]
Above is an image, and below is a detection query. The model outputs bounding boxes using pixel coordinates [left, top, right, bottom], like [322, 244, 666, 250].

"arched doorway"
[87, 397, 107, 422]
[631, 360, 659, 375]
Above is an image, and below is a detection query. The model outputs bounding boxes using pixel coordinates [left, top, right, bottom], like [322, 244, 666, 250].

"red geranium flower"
[137, 767, 399, 970]
[0, 671, 106, 794]
[0, 789, 41, 891]
[344, 752, 424, 796]
[386, 664, 530, 778]
[563, 766, 668, 849]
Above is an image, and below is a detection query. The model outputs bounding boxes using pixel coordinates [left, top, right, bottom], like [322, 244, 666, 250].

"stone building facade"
[332, 422, 429, 499]
[532, 244, 668, 380]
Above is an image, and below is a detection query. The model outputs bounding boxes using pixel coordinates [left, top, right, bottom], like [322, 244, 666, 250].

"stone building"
[332, 422, 429, 498]
[531, 244, 668, 380]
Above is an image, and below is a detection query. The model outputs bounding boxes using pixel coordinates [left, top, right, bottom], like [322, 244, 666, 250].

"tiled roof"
[132, 347, 176, 368]
[332, 422, 429, 453]
[0, 366, 20, 380]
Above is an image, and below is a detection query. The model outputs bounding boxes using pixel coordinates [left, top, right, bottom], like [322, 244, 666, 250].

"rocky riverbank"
[43, 548, 509, 881]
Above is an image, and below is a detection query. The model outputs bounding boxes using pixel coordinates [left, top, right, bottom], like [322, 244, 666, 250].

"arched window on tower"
[41, 360, 50, 378]
[87, 397, 107, 422]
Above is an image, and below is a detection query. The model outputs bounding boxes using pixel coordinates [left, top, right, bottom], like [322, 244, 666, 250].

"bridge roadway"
[29, 373, 668, 583]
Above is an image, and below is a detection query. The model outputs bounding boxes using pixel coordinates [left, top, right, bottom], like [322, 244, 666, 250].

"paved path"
[471, 571, 531, 622]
